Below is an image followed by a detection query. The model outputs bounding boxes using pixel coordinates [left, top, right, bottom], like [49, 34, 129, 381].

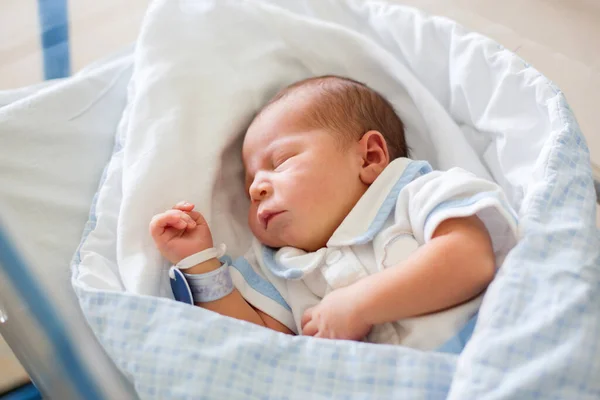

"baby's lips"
[258, 210, 284, 229]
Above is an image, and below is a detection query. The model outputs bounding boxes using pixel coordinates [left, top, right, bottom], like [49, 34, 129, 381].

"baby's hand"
[301, 285, 372, 341]
[149, 202, 214, 264]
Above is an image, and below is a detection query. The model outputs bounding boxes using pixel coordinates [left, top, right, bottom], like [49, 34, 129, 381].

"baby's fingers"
[150, 210, 190, 237]
[179, 212, 197, 229]
[165, 210, 197, 230]
[173, 201, 195, 212]
[301, 307, 314, 329]
[302, 320, 318, 337]
[185, 210, 202, 223]
[172, 202, 204, 225]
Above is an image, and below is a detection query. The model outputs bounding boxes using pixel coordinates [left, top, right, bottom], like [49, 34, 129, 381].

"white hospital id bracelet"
[169, 262, 234, 304]
[175, 244, 227, 270]
[169, 267, 194, 304]
[184, 262, 234, 303]
[169, 244, 233, 304]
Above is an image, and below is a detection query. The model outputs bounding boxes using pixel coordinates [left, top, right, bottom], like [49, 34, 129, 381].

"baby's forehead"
[242, 83, 356, 158]
[244, 95, 316, 143]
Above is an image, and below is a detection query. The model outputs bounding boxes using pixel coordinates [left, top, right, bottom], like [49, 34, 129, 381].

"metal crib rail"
[0, 223, 138, 400]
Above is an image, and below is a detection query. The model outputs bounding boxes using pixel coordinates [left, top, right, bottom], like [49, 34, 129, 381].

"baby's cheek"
[247, 210, 259, 234]
[248, 214, 270, 244]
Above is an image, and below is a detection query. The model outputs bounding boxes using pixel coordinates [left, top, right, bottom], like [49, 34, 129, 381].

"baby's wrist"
[350, 282, 375, 326]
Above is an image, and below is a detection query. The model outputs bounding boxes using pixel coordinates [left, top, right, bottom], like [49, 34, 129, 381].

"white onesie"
[224, 158, 519, 352]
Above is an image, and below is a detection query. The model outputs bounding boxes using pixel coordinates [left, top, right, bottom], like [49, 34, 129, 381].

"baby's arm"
[150, 202, 292, 334]
[301, 215, 494, 339]
[352, 215, 495, 327]
[183, 258, 291, 333]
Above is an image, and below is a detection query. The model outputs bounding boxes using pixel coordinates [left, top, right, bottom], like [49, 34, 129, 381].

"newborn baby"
[150, 76, 518, 351]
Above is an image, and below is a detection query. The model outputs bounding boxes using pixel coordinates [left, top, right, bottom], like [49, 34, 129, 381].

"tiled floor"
[1, 0, 599, 392]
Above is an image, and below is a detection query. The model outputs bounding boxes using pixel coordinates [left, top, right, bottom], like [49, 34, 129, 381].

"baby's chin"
[250, 229, 307, 251]
[262, 235, 327, 253]
[249, 227, 287, 249]
[249, 223, 328, 252]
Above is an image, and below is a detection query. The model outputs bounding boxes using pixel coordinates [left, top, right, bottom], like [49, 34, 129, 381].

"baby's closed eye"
[273, 153, 296, 169]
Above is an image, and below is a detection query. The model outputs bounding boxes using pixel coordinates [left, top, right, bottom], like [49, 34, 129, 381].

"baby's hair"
[260, 75, 408, 160]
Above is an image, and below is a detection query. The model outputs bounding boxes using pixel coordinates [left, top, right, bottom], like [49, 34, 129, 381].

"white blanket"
[75, 0, 544, 297]
[68, 1, 600, 399]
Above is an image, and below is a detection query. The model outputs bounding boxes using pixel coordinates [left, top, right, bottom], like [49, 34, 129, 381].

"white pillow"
[0, 54, 132, 284]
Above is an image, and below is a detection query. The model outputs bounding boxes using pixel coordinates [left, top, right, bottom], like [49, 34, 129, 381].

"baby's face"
[243, 97, 367, 252]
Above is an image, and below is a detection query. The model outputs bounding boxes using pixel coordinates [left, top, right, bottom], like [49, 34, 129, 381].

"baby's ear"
[358, 130, 390, 185]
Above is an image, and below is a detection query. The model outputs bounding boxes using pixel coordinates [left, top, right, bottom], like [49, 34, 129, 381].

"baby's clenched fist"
[149, 201, 214, 264]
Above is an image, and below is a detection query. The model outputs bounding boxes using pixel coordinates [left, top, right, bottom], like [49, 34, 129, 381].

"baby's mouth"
[258, 210, 285, 229]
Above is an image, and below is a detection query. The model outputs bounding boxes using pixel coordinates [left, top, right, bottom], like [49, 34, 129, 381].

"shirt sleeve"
[397, 167, 519, 264]
[225, 248, 297, 333]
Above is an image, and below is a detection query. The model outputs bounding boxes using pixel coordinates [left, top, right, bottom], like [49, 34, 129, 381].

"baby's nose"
[249, 180, 272, 201]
